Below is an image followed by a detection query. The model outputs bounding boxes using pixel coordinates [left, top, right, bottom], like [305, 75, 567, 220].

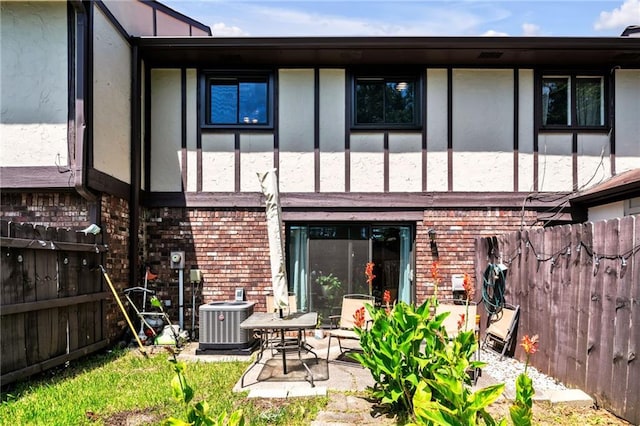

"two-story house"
[2, 0, 639, 328]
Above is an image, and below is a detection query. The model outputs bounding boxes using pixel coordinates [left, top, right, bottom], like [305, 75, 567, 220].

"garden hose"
[481, 263, 506, 316]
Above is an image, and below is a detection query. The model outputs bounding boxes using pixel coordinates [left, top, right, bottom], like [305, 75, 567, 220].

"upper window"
[540, 74, 606, 129]
[202, 72, 273, 128]
[352, 74, 421, 129]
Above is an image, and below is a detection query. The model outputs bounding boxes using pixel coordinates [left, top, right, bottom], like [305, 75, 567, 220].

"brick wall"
[140, 206, 538, 333]
[142, 208, 272, 336]
[415, 208, 538, 303]
[100, 194, 131, 342]
[0, 192, 91, 226]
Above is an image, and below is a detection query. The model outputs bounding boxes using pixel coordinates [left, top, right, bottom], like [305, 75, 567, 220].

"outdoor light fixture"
[395, 82, 408, 91]
[428, 228, 439, 259]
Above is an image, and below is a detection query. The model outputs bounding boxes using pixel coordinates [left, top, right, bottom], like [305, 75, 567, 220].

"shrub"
[352, 299, 505, 424]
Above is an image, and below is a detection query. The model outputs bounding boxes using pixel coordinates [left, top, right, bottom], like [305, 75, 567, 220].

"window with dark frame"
[202, 72, 273, 128]
[352, 74, 421, 129]
[540, 74, 606, 129]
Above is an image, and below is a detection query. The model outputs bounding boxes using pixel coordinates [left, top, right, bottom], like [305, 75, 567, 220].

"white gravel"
[480, 348, 567, 395]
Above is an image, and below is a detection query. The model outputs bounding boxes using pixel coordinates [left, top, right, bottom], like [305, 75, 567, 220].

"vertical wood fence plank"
[57, 229, 71, 358]
[508, 232, 523, 336]
[552, 225, 571, 381]
[576, 222, 593, 391]
[594, 219, 619, 409]
[476, 238, 489, 332]
[533, 227, 553, 373]
[566, 223, 583, 387]
[610, 216, 633, 419]
[35, 226, 60, 362]
[545, 226, 558, 376]
[585, 221, 606, 398]
[623, 216, 639, 425]
[15, 223, 40, 366]
[67, 252, 80, 352]
[0, 238, 27, 374]
[522, 230, 536, 350]
[0, 219, 9, 237]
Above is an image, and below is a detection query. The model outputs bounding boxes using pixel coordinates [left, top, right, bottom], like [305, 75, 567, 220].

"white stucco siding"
[156, 11, 192, 36]
[93, 6, 131, 184]
[241, 134, 275, 192]
[350, 133, 384, 192]
[201, 134, 234, 192]
[150, 69, 182, 192]
[518, 70, 535, 192]
[186, 69, 198, 192]
[537, 134, 573, 191]
[279, 69, 315, 192]
[426, 69, 448, 191]
[389, 133, 422, 192]
[452, 69, 514, 191]
[614, 69, 640, 173]
[0, 1, 67, 167]
[102, 0, 154, 36]
[319, 69, 346, 192]
[589, 202, 625, 222]
[577, 134, 611, 190]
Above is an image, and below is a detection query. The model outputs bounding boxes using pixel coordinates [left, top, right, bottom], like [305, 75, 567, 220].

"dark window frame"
[536, 70, 609, 132]
[349, 70, 423, 130]
[200, 69, 275, 129]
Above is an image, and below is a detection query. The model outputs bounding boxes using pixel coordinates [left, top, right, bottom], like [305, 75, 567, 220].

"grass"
[0, 347, 328, 425]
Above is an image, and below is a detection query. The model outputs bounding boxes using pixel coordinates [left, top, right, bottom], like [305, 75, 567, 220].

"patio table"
[240, 311, 319, 387]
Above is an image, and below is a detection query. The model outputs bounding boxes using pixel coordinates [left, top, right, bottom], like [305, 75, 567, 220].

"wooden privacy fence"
[1, 220, 110, 385]
[475, 215, 639, 425]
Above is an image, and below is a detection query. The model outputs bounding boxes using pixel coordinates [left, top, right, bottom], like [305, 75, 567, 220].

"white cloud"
[594, 0, 640, 31]
[211, 22, 248, 37]
[482, 29, 509, 36]
[177, 2, 514, 37]
[521, 23, 542, 36]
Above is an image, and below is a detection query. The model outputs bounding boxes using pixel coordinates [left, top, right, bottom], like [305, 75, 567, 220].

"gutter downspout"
[70, 1, 99, 216]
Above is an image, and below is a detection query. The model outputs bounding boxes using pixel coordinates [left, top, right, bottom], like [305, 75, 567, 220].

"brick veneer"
[142, 208, 271, 336]
[0, 192, 92, 226]
[415, 209, 537, 303]
[1, 193, 538, 343]
[142, 206, 538, 327]
[100, 194, 131, 342]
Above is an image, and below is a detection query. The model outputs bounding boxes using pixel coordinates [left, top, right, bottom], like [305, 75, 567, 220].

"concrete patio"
[178, 334, 593, 407]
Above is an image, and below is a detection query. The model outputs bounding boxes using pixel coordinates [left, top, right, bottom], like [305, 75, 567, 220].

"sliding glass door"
[287, 223, 413, 323]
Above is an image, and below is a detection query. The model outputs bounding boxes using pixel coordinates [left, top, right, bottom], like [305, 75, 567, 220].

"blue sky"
[161, 0, 639, 37]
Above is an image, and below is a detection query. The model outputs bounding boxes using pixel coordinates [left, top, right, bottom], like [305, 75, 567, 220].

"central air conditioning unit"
[198, 301, 255, 351]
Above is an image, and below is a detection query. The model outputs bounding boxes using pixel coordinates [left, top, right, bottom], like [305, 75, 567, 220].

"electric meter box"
[170, 251, 185, 269]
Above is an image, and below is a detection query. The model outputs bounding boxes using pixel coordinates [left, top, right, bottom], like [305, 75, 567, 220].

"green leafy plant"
[316, 273, 343, 308]
[351, 299, 448, 415]
[163, 349, 245, 426]
[510, 335, 538, 426]
[353, 298, 506, 424]
[408, 330, 505, 425]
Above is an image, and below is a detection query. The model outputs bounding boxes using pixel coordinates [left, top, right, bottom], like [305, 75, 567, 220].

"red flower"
[353, 306, 366, 329]
[521, 334, 539, 355]
[383, 289, 391, 305]
[365, 262, 376, 287]
[457, 313, 466, 330]
[463, 273, 474, 300]
[430, 261, 441, 282]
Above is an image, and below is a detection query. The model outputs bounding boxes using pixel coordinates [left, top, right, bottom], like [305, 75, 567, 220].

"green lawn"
[0, 348, 327, 425]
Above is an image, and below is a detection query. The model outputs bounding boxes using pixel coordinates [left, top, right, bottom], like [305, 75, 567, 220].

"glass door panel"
[287, 223, 413, 325]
